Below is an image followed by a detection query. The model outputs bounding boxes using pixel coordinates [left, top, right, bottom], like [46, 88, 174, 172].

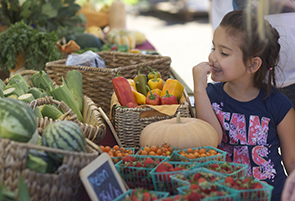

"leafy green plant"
[0, 0, 86, 38]
[0, 21, 61, 73]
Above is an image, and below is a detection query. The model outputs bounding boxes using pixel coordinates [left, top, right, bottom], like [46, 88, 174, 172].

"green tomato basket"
[113, 188, 169, 201]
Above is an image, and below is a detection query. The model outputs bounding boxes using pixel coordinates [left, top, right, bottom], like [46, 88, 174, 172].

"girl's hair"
[219, 10, 280, 97]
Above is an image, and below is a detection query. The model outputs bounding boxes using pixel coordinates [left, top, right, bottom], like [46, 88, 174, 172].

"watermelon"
[41, 121, 87, 162]
[0, 98, 37, 142]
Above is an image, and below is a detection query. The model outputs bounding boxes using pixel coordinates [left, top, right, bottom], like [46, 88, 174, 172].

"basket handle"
[85, 138, 103, 154]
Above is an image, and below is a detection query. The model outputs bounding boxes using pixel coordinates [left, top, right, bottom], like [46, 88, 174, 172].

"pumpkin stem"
[176, 112, 182, 124]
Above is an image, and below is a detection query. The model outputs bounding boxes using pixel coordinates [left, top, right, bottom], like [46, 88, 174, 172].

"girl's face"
[209, 26, 250, 83]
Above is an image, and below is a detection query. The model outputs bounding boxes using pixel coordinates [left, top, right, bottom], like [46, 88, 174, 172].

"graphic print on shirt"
[212, 102, 276, 181]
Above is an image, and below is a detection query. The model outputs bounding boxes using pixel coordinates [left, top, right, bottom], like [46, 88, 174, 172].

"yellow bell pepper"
[132, 89, 146, 105]
[127, 79, 137, 91]
[160, 79, 184, 101]
[147, 66, 163, 90]
[148, 77, 163, 90]
[128, 78, 146, 105]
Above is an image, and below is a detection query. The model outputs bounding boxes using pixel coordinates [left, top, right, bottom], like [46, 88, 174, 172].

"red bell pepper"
[146, 85, 160, 105]
[161, 90, 178, 105]
[127, 102, 138, 108]
[112, 71, 137, 107]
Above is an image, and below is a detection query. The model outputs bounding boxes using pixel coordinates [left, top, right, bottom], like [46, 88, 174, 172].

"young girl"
[193, 10, 295, 201]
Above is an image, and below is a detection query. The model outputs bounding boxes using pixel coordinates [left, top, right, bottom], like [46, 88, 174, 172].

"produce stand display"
[0, 1, 275, 200]
[0, 63, 274, 201]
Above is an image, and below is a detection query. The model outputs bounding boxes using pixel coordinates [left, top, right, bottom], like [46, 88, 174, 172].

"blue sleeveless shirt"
[206, 82, 293, 200]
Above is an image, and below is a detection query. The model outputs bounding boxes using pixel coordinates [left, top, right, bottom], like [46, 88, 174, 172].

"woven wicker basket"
[30, 96, 106, 143]
[111, 95, 191, 149]
[45, 51, 171, 116]
[5, 70, 107, 143]
[0, 137, 99, 201]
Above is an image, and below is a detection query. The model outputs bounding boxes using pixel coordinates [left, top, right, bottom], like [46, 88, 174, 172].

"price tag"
[80, 153, 127, 201]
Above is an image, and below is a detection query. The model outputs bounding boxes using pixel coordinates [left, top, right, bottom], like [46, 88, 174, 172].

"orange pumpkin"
[139, 112, 219, 149]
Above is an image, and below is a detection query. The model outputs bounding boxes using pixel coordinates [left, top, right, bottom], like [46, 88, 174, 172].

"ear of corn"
[18, 93, 35, 103]
[5, 79, 28, 96]
[51, 77, 83, 122]
[30, 71, 55, 96]
[0, 89, 4, 98]
[40, 104, 64, 120]
[65, 70, 83, 112]
[18, 93, 43, 118]
[6, 73, 31, 90]
[3, 87, 19, 97]
[0, 79, 5, 91]
[27, 87, 47, 99]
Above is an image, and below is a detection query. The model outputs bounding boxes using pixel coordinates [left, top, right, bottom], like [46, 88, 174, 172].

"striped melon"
[0, 98, 37, 142]
[41, 121, 87, 162]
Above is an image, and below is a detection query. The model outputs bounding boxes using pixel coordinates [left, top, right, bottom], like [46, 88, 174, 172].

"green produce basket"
[172, 146, 227, 163]
[113, 189, 169, 201]
[217, 177, 274, 201]
[150, 160, 200, 194]
[202, 161, 248, 178]
[115, 155, 167, 190]
[170, 167, 227, 192]
[177, 182, 238, 201]
[169, 173, 190, 194]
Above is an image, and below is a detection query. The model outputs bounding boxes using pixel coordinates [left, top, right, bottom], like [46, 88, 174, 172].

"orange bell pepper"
[160, 79, 184, 101]
[147, 88, 161, 97]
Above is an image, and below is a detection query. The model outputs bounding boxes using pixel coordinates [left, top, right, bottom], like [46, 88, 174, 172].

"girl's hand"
[281, 169, 295, 201]
[193, 62, 213, 89]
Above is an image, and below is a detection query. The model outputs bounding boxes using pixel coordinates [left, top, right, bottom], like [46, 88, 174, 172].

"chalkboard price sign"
[80, 153, 127, 201]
